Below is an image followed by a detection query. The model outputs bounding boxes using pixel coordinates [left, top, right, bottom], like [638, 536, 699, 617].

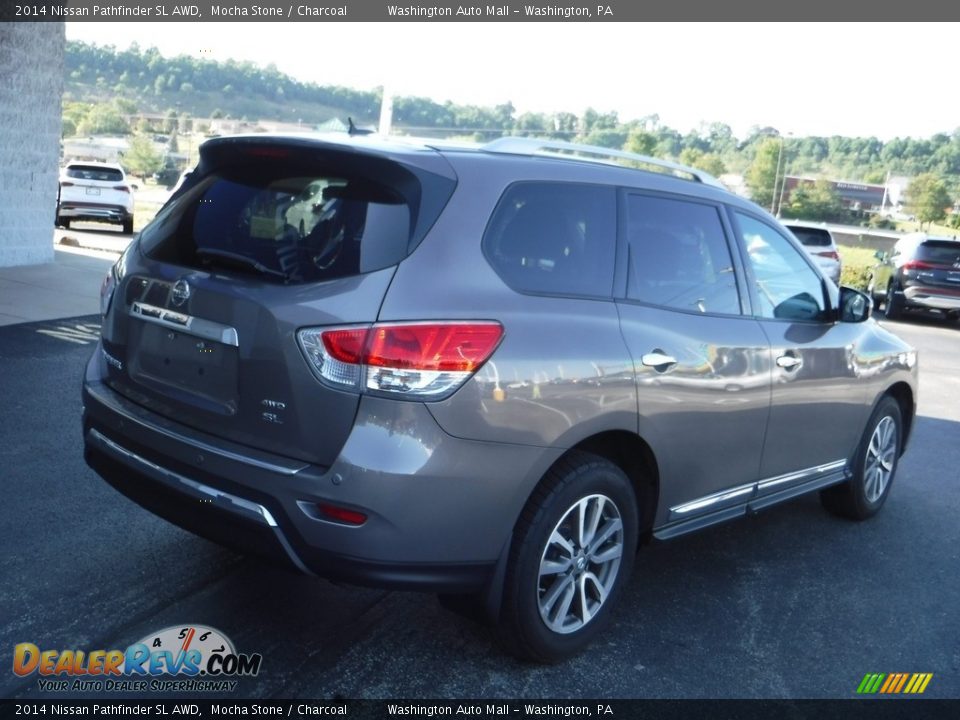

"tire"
[496, 452, 638, 663]
[821, 396, 902, 521]
[884, 280, 904, 319]
[122, 218, 134, 235]
[62, 218, 71, 230]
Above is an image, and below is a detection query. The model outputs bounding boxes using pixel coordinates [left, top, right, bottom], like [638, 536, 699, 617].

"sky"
[66, 22, 959, 141]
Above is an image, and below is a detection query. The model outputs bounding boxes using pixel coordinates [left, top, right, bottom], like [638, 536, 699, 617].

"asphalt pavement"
[0, 313, 958, 700]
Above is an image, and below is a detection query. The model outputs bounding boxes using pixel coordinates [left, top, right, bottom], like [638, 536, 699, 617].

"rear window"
[140, 158, 420, 285]
[787, 227, 832, 247]
[917, 241, 960, 265]
[65, 165, 124, 182]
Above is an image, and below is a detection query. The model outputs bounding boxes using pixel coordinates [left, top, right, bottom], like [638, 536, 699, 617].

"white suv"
[56, 161, 135, 234]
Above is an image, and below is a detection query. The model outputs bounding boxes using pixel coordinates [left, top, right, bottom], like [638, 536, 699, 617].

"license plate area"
[128, 320, 239, 415]
[85, 186, 101, 196]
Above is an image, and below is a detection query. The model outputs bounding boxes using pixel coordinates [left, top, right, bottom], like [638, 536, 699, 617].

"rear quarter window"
[482, 182, 616, 298]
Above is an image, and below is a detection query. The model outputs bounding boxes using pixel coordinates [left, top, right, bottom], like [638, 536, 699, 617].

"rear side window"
[140, 157, 418, 285]
[65, 165, 124, 182]
[788, 227, 833, 247]
[483, 182, 615, 298]
[625, 194, 741, 316]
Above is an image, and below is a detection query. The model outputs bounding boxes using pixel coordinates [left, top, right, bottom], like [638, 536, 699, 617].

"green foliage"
[746, 138, 781, 211]
[782, 179, 846, 222]
[868, 214, 895, 229]
[840, 263, 872, 291]
[124, 135, 164, 180]
[678, 148, 726, 176]
[60, 39, 960, 201]
[625, 129, 658, 156]
[905, 173, 952, 229]
[76, 102, 130, 136]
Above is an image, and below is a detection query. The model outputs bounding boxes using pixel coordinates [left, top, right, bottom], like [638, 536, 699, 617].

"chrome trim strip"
[669, 459, 848, 521]
[130, 301, 239, 347]
[90, 428, 277, 527]
[756, 459, 846, 494]
[85, 382, 308, 476]
[669, 483, 755, 519]
[90, 428, 314, 576]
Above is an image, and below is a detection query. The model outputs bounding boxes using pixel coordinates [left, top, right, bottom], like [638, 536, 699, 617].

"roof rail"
[482, 137, 726, 189]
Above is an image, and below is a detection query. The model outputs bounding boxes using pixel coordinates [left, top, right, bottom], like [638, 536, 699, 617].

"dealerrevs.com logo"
[13, 625, 262, 693]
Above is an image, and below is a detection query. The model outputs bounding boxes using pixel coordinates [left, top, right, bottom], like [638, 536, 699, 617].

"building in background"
[0, 23, 65, 267]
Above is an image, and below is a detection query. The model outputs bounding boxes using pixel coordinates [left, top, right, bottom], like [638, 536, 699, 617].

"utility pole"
[771, 134, 785, 215]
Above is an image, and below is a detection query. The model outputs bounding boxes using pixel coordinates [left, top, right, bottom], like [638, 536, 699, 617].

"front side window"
[625, 194, 741, 315]
[483, 182, 616, 298]
[736, 213, 828, 322]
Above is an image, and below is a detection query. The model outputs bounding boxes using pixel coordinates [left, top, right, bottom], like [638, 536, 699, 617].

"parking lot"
[0, 311, 957, 700]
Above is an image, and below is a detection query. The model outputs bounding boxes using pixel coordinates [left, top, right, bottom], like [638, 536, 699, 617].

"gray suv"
[83, 135, 917, 662]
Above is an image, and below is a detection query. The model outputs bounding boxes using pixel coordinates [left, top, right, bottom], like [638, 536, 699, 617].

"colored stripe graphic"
[857, 673, 932, 694]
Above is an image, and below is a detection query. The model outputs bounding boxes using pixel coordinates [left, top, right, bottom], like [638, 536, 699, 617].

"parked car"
[56, 161, 135, 234]
[82, 135, 917, 662]
[782, 221, 842, 285]
[870, 232, 960, 321]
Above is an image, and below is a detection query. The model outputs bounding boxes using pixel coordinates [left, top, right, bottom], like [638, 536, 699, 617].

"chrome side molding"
[659, 459, 848, 539]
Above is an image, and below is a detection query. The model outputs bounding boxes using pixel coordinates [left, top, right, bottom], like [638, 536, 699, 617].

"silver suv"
[83, 135, 917, 662]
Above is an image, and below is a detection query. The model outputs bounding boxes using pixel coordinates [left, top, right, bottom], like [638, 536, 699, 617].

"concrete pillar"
[0, 23, 65, 267]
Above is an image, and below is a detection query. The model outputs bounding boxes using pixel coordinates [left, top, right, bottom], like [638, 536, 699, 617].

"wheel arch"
[883, 381, 915, 453]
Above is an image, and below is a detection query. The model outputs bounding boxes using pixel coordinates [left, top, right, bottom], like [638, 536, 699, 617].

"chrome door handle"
[641, 351, 677, 368]
[776, 355, 802, 370]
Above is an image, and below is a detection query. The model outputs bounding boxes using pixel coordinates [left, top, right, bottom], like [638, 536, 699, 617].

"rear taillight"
[816, 250, 840, 261]
[60, 181, 74, 187]
[113, 185, 130, 193]
[902, 260, 936, 270]
[298, 322, 504, 400]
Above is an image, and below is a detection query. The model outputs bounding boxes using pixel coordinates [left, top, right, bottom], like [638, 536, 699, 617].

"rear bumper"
[82, 346, 555, 592]
[58, 202, 132, 224]
[903, 286, 960, 311]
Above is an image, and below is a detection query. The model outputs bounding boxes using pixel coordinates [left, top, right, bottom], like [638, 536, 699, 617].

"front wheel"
[496, 452, 638, 663]
[821, 396, 902, 520]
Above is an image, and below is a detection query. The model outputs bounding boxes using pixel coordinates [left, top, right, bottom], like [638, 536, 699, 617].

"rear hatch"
[903, 239, 960, 293]
[100, 136, 456, 466]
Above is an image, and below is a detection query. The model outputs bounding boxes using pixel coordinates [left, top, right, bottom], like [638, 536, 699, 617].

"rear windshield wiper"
[195, 248, 290, 282]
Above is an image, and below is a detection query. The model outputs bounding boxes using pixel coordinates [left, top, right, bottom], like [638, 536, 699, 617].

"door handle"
[641, 351, 677, 368]
[776, 354, 802, 370]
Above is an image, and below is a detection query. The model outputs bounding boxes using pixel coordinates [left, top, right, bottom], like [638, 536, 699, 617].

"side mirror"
[839, 286, 872, 323]
[874, 249, 886, 261]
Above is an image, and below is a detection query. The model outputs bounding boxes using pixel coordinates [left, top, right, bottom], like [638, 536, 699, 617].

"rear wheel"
[122, 218, 134, 235]
[884, 280, 904, 319]
[821, 396, 902, 520]
[496, 452, 638, 663]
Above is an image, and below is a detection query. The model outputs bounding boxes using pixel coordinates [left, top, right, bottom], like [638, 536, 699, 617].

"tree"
[76, 103, 130, 136]
[678, 149, 726, 177]
[625, 128, 658, 156]
[782, 179, 845, 222]
[746, 138, 782, 211]
[905, 173, 952, 229]
[124, 135, 164, 181]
